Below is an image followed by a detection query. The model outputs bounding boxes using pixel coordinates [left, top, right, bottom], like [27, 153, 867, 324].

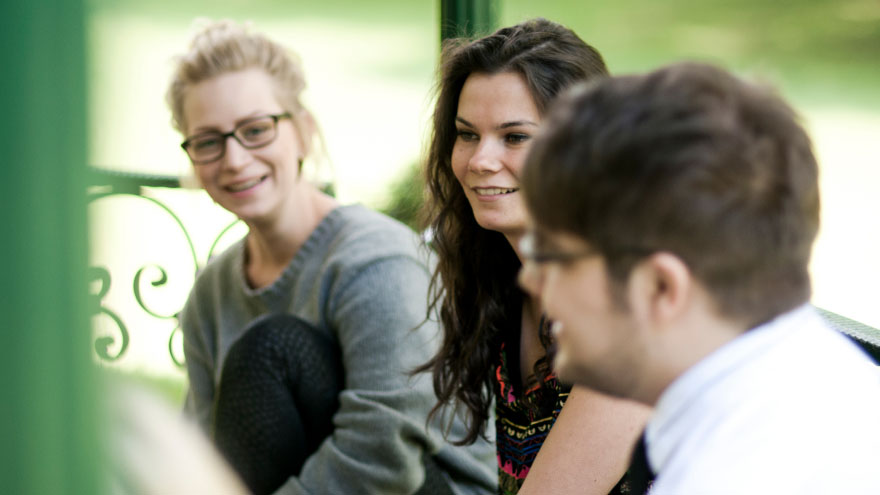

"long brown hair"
[418, 18, 608, 445]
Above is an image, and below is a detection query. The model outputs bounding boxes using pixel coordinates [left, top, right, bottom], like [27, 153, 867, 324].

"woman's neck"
[504, 229, 527, 264]
[519, 294, 547, 386]
[244, 187, 338, 288]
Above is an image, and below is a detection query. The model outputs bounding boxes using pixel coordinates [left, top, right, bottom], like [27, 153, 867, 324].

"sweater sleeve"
[180, 277, 217, 433]
[273, 255, 443, 495]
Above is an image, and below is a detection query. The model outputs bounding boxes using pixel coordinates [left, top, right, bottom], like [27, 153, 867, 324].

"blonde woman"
[168, 20, 495, 495]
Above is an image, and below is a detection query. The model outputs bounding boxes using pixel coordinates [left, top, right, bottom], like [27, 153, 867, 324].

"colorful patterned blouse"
[494, 338, 569, 495]
[493, 328, 634, 495]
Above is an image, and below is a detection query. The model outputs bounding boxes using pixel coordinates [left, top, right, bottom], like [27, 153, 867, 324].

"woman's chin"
[474, 216, 524, 239]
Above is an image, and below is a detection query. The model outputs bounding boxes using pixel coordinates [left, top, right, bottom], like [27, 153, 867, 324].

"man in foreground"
[518, 62, 880, 494]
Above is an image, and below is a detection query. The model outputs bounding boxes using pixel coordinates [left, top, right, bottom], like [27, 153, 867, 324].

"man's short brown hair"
[523, 62, 820, 327]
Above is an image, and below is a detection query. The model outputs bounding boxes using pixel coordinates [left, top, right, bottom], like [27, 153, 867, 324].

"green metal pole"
[440, 0, 499, 41]
[0, 1, 101, 494]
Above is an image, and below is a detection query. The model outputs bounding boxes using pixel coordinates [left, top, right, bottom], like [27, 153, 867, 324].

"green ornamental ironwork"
[88, 168, 231, 368]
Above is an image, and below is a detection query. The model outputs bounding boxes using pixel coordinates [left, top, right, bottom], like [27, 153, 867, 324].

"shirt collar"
[644, 303, 816, 472]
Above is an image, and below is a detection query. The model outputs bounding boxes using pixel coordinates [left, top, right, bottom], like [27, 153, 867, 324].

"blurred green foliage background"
[88, 0, 880, 104]
[507, 0, 880, 106]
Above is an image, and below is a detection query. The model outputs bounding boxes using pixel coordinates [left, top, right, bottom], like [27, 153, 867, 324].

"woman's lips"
[224, 175, 266, 193]
[473, 186, 518, 196]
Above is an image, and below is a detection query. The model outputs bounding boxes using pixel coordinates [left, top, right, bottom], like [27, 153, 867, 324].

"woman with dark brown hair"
[419, 18, 651, 494]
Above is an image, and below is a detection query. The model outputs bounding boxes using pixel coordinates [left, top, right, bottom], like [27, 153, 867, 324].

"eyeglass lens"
[185, 116, 278, 162]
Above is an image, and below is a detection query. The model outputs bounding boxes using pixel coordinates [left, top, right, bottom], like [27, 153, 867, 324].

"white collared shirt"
[646, 304, 880, 494]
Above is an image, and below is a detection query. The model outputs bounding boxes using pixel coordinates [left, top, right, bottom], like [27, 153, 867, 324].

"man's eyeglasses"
[181, 112, 292, 164]
[519, 232, 597, 264]
[520, 231, 655, 265]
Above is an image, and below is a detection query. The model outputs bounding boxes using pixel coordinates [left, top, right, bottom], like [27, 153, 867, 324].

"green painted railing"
[88, 167, 242, 368]
[818, 309, 880, 364]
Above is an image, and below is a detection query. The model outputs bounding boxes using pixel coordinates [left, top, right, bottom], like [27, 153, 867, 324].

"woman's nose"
[222, 135, 251, 170]
[467, 140, 503, 174]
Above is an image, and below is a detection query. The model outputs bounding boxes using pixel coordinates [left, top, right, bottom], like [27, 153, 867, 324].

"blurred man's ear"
[626, 252, 692, 332]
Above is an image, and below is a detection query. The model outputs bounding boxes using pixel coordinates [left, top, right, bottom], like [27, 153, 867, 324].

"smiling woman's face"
[182, 68, 306, 225]
[451, 71, 541, 240]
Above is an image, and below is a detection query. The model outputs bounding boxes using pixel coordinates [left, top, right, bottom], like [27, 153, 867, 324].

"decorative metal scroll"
[87, 167, 240, 369]
[133, 264, 187, 368]
[89, 265, 129, 361]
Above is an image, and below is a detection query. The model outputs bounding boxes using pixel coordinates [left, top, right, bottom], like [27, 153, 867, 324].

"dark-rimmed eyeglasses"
[519, 231, 597, 264]
[181, 112, 292, 164]
[520, 231, 654, 265]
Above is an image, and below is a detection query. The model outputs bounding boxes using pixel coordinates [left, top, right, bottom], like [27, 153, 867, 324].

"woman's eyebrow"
[499, 120, 538, 129]
[455, 116, 474, 127]
[455, 116, 539, 129]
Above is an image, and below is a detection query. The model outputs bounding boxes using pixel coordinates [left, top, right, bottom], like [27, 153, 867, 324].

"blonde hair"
[167, 20, 331, 181]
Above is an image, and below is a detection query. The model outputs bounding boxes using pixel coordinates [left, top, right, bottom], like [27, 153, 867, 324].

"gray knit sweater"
[181, 204, 495, 495]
